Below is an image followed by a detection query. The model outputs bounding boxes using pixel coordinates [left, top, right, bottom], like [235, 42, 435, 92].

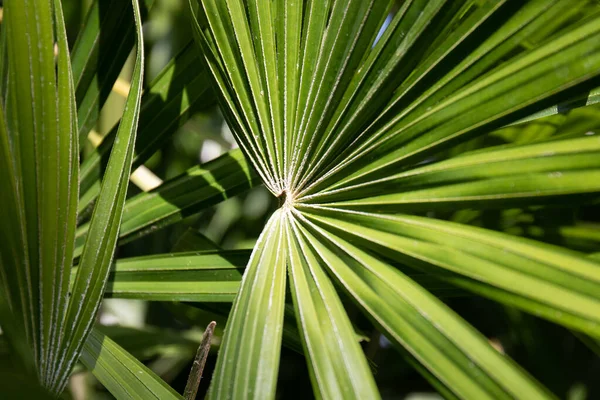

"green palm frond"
[187, 1, 600, 398]
[1, 0, 599, 398]
[0, 0, 167, 396]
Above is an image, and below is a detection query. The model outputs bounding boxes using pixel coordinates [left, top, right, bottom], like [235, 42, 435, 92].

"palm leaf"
[78, 251, 247, 302]
[51, 0, 146, 393]
[304, 136, 600, 210]
[207, 211, 287, 399]
[74, 149, 258, 257]
[5, 0, 598, 397]
[0, 1, 164, 395]
[96, 250, 460, 302]
[80, 328, 182, 399]
[188, 0, 600, 398]
[285, 218, 380, 399]
[0, 0, 78, 388]
[78, 41, 215, 215]
[292, 209, 553, 399]
[72, 0, 154, 143]
[513, 86, 600, 125]
[299, 207, 600, 338]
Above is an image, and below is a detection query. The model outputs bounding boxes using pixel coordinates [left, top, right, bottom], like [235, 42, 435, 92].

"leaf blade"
[208, 211, 287, 400]
[300, 207, 600, 338]
[72, 0, 154, 143]
[52, 0, 145, 392]
[80, 327, 182, 400]
[75, 149, 258, 257]
[294, 209, 555, 399]
[78, 41, 215, 214]
[286, 216, 380, 399]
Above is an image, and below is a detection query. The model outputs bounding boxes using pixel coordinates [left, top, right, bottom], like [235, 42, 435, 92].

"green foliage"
[0, 0, 599, 399]
[0, 0, 148, 395]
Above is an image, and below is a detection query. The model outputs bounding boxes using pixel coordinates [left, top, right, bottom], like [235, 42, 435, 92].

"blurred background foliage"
[4, 0, 595, 398]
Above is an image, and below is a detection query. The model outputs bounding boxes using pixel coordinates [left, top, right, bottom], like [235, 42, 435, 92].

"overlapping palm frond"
[1, 0, 599, 398]
[0, 0, 174, 396]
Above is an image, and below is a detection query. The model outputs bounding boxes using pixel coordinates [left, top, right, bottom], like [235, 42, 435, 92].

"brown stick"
[183, 321, 216, 400]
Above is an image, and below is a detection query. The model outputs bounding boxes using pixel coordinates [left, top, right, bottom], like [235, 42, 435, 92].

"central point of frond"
[278, 189, 296, 211]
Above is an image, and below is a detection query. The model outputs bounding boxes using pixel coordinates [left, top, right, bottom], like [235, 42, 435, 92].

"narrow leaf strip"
[305, 136, 600, 204]
[52, 0, 145, 392]
[44, 0, 80, 385]
[4, 0, 59, 374]
[0, 10, 35, 378]
[512, 87, 600, 126]
[73, 250, 458, 302]
[208, 211, 287, 400]
[72, 251, 248, 302]
[286, 217, 380, 399]
[80, 327, 182, 400]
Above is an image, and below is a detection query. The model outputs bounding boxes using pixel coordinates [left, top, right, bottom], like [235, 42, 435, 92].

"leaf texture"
[80, 328, 182, 400]
[188, 0, 600, 398]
